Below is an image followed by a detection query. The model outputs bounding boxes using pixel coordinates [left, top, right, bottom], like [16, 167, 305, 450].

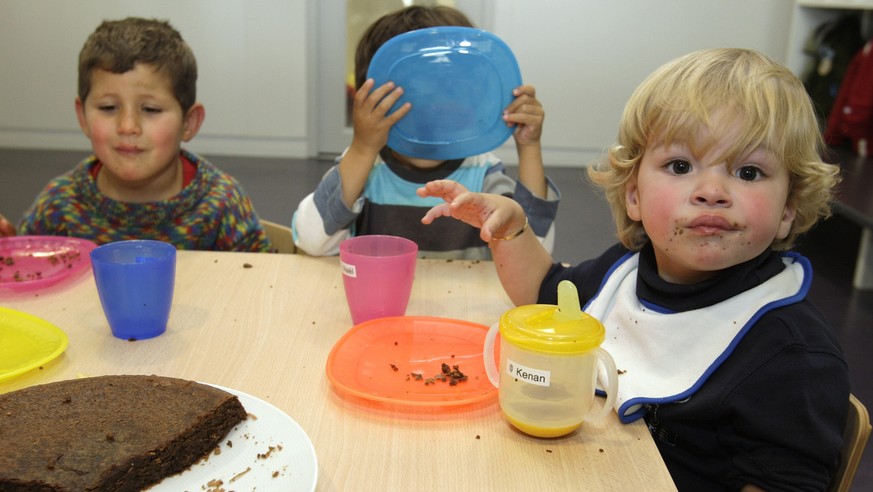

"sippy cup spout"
[556, 280, 584, 321]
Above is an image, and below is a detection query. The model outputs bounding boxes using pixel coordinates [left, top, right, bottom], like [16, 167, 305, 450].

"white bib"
[584, 252, 809, 423]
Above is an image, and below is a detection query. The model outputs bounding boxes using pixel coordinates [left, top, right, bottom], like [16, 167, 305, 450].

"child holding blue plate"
[292, 6, 559, 259]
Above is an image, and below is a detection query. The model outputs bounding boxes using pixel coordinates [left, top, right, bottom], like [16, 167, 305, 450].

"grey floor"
[2, 148, 871, 489]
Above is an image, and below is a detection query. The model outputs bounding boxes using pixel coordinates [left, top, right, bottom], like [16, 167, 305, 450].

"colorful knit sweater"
[18, 150, 272, 252]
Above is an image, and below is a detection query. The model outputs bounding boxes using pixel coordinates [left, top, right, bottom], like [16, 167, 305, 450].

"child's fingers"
[418, 180, 468, 200]
[505, 85, 538, 113]
[512, 84, 537, 98]
[420, 203, 453, 224]
[384, 101, 411, 125]
[374, 85, 404, 114]
[356, 79, 403, 113]
[504, 109, 542, 128]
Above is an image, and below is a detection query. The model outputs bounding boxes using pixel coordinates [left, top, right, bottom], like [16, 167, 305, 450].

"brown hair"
[354, 6, 474, 90]
[78, 17, 198, 112]
[588, 48, 841, 251]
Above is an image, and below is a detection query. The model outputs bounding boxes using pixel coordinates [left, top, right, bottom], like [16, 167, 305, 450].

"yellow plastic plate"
[0, 306, 68, 382]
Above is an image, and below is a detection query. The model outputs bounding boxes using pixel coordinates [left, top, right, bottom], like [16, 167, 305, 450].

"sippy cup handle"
[588, 347, 619, 421]
[483, 323, 500, 388]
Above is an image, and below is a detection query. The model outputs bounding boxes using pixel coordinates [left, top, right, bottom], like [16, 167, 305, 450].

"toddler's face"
[625, 123, 795, 285]
[75, 63, 197, 200]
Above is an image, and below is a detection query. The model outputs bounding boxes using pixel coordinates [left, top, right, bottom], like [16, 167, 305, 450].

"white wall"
[0, 0, 793, 166]
[0, 0, 309, 158]
[491, 0, 793, 166]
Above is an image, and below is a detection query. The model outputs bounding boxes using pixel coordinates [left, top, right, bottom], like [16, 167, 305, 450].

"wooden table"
[0, 251, 676, 491]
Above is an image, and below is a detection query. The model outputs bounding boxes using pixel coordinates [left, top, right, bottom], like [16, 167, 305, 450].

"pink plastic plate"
[326, 316, 497, 406]
[0, 236, 97, 293]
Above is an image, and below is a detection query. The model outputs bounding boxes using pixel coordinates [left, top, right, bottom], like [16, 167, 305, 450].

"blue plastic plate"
[367, 26, 522, 160]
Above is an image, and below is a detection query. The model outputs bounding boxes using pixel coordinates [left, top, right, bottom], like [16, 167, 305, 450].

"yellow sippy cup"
[483, 280, 618, 437]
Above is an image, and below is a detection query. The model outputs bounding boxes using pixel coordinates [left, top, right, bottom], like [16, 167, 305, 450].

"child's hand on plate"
[504, 85, 544, 147]
[350, 79, 412, 155]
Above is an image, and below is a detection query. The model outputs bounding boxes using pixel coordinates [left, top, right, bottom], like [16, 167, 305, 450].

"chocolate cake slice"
[0, 375, 247, 491]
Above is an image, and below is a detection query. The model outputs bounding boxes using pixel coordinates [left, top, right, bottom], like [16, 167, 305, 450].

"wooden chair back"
[829, 393, 872, 492]
[261, 219, 296, 254]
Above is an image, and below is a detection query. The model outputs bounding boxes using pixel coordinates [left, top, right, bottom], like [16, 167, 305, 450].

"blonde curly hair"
[588, 48, 841, 251]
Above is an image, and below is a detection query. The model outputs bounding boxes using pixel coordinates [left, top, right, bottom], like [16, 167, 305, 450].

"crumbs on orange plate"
[405, 363, 468, 386]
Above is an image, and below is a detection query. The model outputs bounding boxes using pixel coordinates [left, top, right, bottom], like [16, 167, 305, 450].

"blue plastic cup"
[90, 240, 176, 340]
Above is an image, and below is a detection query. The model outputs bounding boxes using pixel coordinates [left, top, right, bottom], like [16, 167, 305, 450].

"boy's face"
[75, 63, 202, 200]
[625, 123, 795, 285]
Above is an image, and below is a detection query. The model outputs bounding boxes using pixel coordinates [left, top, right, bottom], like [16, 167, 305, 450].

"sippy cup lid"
[499, 281, 605, 354]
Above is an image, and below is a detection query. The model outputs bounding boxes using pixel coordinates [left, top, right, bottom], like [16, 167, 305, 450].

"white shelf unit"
[786, 0, 873, 76]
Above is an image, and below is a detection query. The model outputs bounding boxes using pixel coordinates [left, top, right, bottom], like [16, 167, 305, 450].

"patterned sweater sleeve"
[18, 173, 78, 237]
[206, 171, 272, 253]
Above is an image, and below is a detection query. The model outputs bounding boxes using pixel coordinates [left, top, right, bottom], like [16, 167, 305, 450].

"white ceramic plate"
[148, 385, 318, 491]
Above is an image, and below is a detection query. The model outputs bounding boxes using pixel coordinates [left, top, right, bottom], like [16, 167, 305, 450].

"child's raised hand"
[0, 214, 16, 237]
[350, 79, 412, 154]
[503, 85, 544, 147]
[417, 179, 526, 243]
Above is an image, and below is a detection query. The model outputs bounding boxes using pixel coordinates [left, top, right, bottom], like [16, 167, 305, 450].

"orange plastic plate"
[326, 316, 497, 406]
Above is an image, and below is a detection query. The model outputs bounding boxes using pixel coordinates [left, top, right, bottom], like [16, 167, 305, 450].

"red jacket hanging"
[826, 40, 873, 156]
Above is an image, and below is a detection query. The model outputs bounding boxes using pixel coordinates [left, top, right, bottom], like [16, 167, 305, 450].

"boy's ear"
[74, 97, 90, 138]
[775, 202, 797, 240]
[626, 178, 641, 221]
[181, 103, 205, 142]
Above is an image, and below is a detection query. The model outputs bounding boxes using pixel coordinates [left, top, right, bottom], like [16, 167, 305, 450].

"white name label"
[506, 358, 550, 387]
[341, 261, 356, 278]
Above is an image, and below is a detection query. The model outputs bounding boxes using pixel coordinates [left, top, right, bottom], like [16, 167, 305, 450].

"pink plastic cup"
[339, 235, 418, 325]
